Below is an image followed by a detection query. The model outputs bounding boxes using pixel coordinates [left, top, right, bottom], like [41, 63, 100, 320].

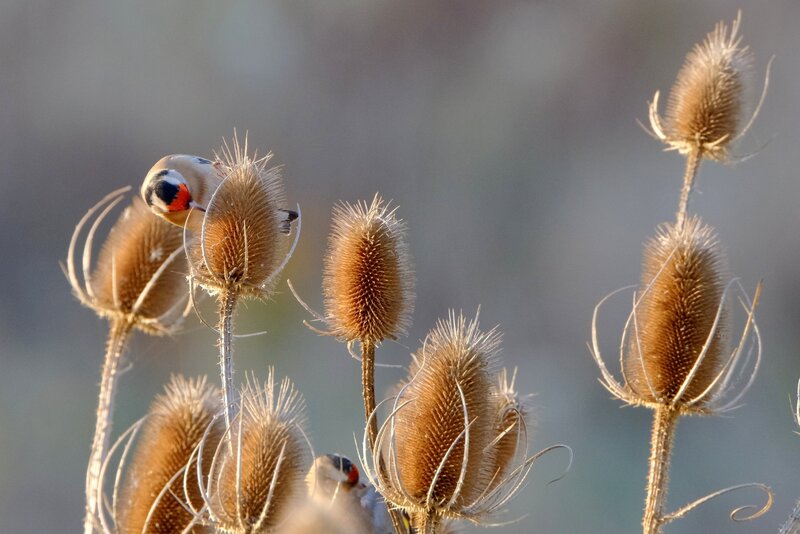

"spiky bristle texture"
[394, 312, 499, 515]
[625, 218, 729, 406]
[191, 138, 287, 298]
[323, 194, 415, 343]
[213, 372, 309, 533]
[663, 14, 752, 160]
[485, 369, 528, 491]
[93, 197, 187, 329]
[119, 376, 222, 534]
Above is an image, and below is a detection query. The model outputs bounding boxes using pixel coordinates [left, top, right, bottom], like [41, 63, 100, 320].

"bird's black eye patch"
[155, 169, 170, 178]
[326, 454, 353, 474]
[154, 180, 179, 203]
[195, 157, 212, 165]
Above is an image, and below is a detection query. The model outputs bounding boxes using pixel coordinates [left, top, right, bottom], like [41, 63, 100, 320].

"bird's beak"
[189, 201, 207, 212]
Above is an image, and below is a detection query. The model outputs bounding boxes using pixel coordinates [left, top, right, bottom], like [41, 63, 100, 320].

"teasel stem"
[84, 317, 134, 534]
[361, 339, 378, 450]
[218, 289, 239, 448]
[360, 340, 407, 534]
[676, 148, 702, 229]
[416, 510, 440, 534]
[780, 500, 800, 534]
[643, 406, 680, 534]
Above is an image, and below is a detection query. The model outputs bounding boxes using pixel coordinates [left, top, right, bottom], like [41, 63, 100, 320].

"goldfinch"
[141, 154, 298, 231]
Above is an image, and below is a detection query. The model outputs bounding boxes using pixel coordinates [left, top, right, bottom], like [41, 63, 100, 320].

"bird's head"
[141, 155, 214, 227]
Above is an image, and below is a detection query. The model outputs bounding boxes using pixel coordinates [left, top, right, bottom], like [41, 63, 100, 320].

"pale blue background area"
[1, 1, 799, 532]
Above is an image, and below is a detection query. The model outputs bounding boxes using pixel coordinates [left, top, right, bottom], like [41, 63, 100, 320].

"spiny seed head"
[119, 375, 222, 534]
[391, 311, 499, 524]
[323, 194, 415, 343]
[485, 369, 529, 491]
[211, 371, 309, 533]
[624, 217, 729, 409]
[190, 137, 290, 299]
[650, 12, 753, 161]
[66, 189, 188, 335]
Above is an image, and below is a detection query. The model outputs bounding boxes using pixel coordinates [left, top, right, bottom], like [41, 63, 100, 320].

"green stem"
[642, 406, 680, 534]
[84, 317, 133, 534]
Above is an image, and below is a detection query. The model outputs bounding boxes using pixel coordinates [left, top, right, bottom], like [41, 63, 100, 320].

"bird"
[305, 454, 397, 534]
[140, 154, 298, 231]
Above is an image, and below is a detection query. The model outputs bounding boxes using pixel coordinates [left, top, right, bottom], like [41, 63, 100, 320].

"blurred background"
[2, 1, 799, 532]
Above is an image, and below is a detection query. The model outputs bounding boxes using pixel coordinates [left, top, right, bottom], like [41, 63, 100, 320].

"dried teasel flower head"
[322, 194, 415, 344]
[648, 12, 766, 162]
[362, 311, 540, 531]
[189, 135, 299, 300]
[118, 375, 222, 534]
[591, 217, 763, 415]
[204, 369, 310, 533]
[484, 368, 531, 492]
[64, 188, 189, 335]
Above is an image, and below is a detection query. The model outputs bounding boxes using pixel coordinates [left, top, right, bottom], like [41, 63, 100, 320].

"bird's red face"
[166, 181, 193, 212]
[326, 454, 361, 488]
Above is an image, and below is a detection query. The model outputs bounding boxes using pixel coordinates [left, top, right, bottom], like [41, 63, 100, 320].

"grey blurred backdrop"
[2, 1, 799, 532]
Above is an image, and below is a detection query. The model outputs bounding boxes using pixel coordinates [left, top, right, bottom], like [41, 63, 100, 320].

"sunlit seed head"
[392, 311, 499, 522]
[651, 13, 753, 161]
[322, 194, 415, 343]
[625, 217, 729, 407]
[211, 370, 309, 533]
[119, 375, 222, 534]
[66, 192, 188, 335]
[190, 136, 289, 299]
[485, 369, 530, 492]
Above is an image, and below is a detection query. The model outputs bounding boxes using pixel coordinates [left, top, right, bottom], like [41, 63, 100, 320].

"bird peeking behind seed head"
[306, 454, 396, 534]
[307, 454, 365, 499]
[141, 153, 298, 233]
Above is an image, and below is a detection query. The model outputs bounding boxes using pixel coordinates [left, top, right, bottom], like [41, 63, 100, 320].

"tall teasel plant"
[110, 375, 223, 534]
[361, 311, 568, 533]
[288, 194, 414, 532]
[591, 12, 773, 534]
[187, 135, 300, 443]
[197, 369, 311, 533]
[64, 187, 190, 534]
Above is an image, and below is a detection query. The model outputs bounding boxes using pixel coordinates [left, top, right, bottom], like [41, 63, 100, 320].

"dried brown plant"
[322, 194, 414, 345]
[317, 194, 414, 455]
[484, 369, 530, 493]
[362, 312, 555, 533]
[647, 11, 770, 227]
[118, 375, 222, 534]
[201, 370, 310, 533]
[64, 188, 189, 534]
[188, 134, 300, 445]
[624, 218, 729, 408]
[590, 13, 773, 534]
[189, 139, 292, 299]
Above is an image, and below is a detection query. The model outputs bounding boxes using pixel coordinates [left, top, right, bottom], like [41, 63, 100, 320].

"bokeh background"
[2, 1, 799, 532]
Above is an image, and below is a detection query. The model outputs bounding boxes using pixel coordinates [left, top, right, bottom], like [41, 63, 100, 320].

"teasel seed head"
[485, 368, 530, 492]
[649, 12, 756, 162]
[65, 188, 189, 335]
[364, 311, 511, 530]
[207, 369, 309, 533]
[322, 194, 415, 344]
[190, 135, 296, 300]
[591, 220, 762, 415]
[118, 375, 222, 534]
[622, 217, 730, 409]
